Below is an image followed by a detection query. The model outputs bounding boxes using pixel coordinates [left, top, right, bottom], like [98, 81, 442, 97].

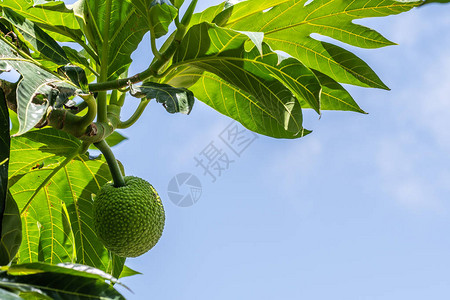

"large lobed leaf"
[8, 129, 125, 278]
[163, 0, 423, 138]
[166, 22, 321, 138]
[215, 0, 422, 88]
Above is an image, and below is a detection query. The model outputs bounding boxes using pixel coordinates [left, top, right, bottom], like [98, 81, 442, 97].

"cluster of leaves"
[0, 0, 447, 298]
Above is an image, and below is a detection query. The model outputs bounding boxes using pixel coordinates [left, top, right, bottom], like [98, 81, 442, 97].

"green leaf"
[78, 0, 150, 80]
[119, 265, 141, 279]
[0, 38, 77, 135]
[0, 264, 125, 300]
[8, 129, 125, 277]
[170, 23, 322, 136]
[171, 0, 185, 8]
[61, 47, 91, 72]
[89, 131, 128, 150]
[1, 7, 69, 66]
[170, 68, 311, 138]
[190, 2, 226, 26]
[224, 0, 421, 89]
[148, 0, 178, 38]
[0, 0, 84, 44]
[0, 88, 9, 219]
[0, 89, 21, 267]
[58, 65, 89, 91]
[131, 82, 195, 114]
[8, 262, 122, 286]
[311, 70, 366, 114]
[212, 0, 288, 27]
[0, 192, 22, 266]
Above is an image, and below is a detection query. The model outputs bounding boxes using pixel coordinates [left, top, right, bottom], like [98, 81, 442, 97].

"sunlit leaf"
[311, 70, 366, 114]
[8, 129, 125, 277]
[223, 0, 421, 89]
[119, 265, 142, 279]
[1, 7, 69, 66]
[170, 23, 322, 136]
[78, 0, 150, 80]
[0, 0, 84, 43]
[170, 68, 311, 138]
[148, 0, 178, 38]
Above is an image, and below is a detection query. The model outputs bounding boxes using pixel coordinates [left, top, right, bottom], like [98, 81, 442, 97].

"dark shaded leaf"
[0, 88, 9, 220]
[8, 262, 122, 286]
[62, 47, 91, 72]
[0, 266, 125, 300]
[58, 65, 89, 91]
[0, 192, 22, 266]
[131, 82, 194, 114]
[0, 89, 20, 267]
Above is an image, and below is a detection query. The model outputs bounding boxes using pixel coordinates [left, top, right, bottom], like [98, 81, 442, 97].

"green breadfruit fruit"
[93, 176, 165, 257]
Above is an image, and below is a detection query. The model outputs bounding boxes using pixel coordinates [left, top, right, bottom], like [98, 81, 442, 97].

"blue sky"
[111, 2, 450, 299]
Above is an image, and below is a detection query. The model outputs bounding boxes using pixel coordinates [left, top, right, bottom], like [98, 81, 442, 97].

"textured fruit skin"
[93, 176, 165, 257]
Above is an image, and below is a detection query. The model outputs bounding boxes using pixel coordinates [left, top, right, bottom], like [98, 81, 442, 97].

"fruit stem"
[94, 140, 125, 188]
